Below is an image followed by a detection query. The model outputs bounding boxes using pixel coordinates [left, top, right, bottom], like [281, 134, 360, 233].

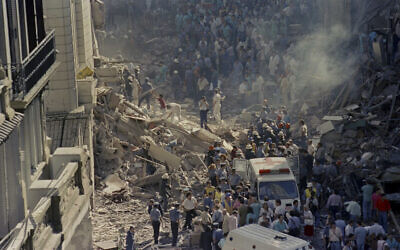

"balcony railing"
[12, 30, 56, 99]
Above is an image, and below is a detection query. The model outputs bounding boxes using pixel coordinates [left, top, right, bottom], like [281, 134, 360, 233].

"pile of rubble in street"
[92, 83, 241, 248]
[294, 61, 400, 205]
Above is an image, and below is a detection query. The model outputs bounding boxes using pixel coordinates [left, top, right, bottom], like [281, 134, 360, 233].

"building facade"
[0, 0, 96, 249]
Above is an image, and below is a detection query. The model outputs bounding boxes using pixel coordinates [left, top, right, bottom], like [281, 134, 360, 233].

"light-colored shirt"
[345, 224, 354, 237]
[228, 215, 237, 231]
[326, 194, 342, 207]
[329, 227, 342, 242]
[199, 100, 209, 111]
[367, 223, 385, 236]
[274, 205, 286, 216]
[303, 210, 314, 225]
[183, 197, 197, 210]
[346, 201, 361, 216]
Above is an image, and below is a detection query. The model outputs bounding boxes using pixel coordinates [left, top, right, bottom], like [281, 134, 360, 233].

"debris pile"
[92, 85, 237, 247]
[298, 63, 400, 200]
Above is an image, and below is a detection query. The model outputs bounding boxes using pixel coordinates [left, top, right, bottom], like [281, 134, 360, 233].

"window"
[258, 181, 298, 200]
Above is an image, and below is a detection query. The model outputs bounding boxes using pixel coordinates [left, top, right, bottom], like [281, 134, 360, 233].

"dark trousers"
[152, 221, 160, 244]
[139, 95, 150, 109]
[171, 221, 179, 246]
[329, 205, 340, 219]
[183, 209, 196, 229]
[200, 110, 208, 128]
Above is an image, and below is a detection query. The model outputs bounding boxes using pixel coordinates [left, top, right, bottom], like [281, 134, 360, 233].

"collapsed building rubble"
[92, 84, 239, 247]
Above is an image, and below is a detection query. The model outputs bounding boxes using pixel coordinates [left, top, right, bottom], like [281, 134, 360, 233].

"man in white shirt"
[213, 88, 225, 124]
[228, 210, 238, 232]
[274, 199, 286, 217]
[345, 200, 361, 222]
[182, 192, 197, 230]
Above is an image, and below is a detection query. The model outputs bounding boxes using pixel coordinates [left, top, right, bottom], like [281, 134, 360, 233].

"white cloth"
[303, 210, 314, 225]
[167, 103, 181, 121]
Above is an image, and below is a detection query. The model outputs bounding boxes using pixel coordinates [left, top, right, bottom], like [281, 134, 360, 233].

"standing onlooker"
[150, 202, 162, 245]
[372, 190, 382, 220]
[326, 190, 342, 220]
[212, 223, 224, 250]
[376, 193, 391, 232]
[361, 180, 374, 222]
[182, 192, 197, 230]
[346, 200, 361, 222]
[199, 96, 209, 129]
[303, 206, 314, 239]
[288, 210, 301, 237]
[169, 202, 180, 247]
[126, 226, 135, 250]
[354, 221, 367, 250]
[329, 222, 343, 250]
[298, 119, 308, 148]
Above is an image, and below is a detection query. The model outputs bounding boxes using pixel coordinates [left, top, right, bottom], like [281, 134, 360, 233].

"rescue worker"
[160, 173, 171, 212]
[126, 226, 135, 250]
[139, 77, 153, 109]
[150, 202, 162, 245]
[213, 88, 225, 124]
[199, 96, 209, 129]
[169, 202, 180, 247]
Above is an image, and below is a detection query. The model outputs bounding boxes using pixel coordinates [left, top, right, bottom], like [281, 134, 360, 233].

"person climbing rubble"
[139, 77, 154, 110]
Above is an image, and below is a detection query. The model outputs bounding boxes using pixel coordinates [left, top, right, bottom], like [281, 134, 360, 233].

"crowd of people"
[161, 0, 317, 107]
[124, 98, 400, 250]
[116, 0, 400, 249]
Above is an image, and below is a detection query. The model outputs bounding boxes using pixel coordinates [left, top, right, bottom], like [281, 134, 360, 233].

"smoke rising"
[286, 25, 358, 106]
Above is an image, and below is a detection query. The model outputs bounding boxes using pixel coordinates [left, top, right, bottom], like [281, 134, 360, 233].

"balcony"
[11, 30, 59, 109]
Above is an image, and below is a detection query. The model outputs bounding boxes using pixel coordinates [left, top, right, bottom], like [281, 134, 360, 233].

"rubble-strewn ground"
[92, 1, 400, 249]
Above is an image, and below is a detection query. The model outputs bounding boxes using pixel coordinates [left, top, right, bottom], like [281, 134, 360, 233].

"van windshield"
[258, 181, 298, 200]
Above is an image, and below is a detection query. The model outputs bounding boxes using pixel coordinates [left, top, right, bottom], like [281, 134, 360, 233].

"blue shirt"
[213, 229, 224, 242]
[354, 226, 367, 244]
[335, 220, 346, 237]
[169, 208, 180, 222]
[126, 231, 135, 250]
[204, 197, 214, 210]
[150, 208, 161, 222]
[288, 216, 301, 230]
[273, 220, 288, 232]
[250, 203, 261, 219]
[361, 184, 374, 202]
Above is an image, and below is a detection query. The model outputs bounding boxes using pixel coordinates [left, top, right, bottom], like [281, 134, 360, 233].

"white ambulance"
[222, 224, 313, 250]
[234, 157, 300, 207]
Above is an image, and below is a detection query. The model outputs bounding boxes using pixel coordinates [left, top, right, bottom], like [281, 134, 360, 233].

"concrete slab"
[148, 143, 181, 171]
[317, 121, 335, 135]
